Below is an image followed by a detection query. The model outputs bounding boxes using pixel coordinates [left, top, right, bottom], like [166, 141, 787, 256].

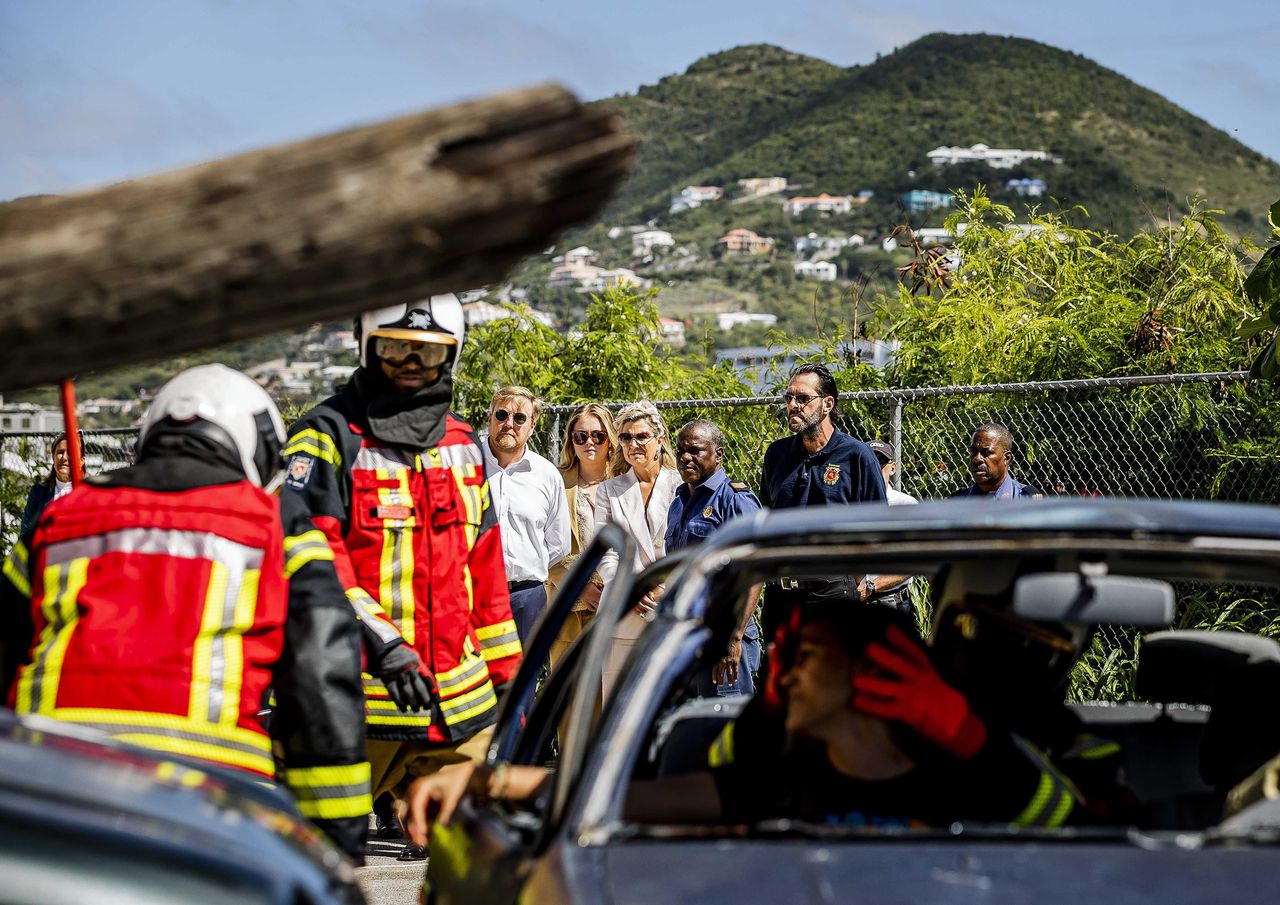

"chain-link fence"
[543, 370, 1280, 701]
[542, 370, 1276, 503]
[5, 371, 1278, 700]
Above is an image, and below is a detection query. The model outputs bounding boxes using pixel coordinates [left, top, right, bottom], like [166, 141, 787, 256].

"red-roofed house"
[717, 228, 775, 256]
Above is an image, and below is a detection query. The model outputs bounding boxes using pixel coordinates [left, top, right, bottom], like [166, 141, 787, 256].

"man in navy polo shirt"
[759, 364, 885, 633]
[952, 423, 1044, 500]
[667, 419, 763, 696]
[760, 364, 886, 510]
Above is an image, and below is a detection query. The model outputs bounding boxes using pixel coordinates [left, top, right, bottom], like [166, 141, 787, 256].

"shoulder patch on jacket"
[285, 454, 316, 490]
[729, 481, 751, 492]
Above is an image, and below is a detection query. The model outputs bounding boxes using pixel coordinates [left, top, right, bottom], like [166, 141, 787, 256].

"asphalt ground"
[358, 820, 427, 905]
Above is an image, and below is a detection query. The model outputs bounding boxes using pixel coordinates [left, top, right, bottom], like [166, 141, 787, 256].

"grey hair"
[973, 422, 1013, 451]
[679, 418, 726, 450]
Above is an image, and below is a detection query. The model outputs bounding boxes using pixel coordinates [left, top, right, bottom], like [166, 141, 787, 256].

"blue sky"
[3, 1, 1279, 200]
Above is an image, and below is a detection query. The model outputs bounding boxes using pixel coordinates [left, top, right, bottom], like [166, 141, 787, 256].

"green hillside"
[605, 33, 1280, 235]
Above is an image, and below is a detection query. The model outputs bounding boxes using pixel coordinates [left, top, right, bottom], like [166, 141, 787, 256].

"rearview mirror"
[1012, 572, 1174, 626]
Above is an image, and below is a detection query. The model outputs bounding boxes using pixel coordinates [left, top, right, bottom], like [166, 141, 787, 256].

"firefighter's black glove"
[376, 642, 435, 713]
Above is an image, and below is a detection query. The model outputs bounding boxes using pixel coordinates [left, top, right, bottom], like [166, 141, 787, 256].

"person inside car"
[404, 602, 1085, 840]
[929, 565, 1138, 823]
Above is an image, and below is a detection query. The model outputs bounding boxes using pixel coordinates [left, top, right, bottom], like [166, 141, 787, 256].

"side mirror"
[1012, 573, 1174, 626]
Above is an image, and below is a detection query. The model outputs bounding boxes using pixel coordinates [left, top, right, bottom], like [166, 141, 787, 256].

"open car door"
[425, 523, 637, 905]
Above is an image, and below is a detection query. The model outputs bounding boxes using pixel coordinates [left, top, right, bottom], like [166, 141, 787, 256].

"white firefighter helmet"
[138, 364, 287, 489]
[357, 294, 465, 375]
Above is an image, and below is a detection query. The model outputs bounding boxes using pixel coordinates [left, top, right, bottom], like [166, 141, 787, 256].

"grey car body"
[426, 499, 1280, 905]
[0, 709, 364, 905]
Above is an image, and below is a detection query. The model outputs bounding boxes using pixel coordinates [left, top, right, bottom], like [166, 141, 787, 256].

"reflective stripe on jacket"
[284, 394, 521, 743]
[1, 465, 370, 860]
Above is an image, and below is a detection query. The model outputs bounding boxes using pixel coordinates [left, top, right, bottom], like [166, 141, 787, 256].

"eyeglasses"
[783, 392, 821, 407]
[375, 337, 450, 368]
[493, 409, 529, 426]
[618, 431, 655, 445]
[572, 430, 608, 445]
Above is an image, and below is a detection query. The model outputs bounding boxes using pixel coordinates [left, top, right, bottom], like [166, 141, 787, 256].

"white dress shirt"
[483, 442, 570, 584]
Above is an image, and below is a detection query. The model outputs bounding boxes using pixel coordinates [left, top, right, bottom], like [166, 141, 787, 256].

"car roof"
[704, 497, 1280, 550]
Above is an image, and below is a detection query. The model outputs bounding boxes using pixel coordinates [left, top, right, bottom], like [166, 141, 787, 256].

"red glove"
[850, 625, 987, 759]
[763, 608, 803, 713]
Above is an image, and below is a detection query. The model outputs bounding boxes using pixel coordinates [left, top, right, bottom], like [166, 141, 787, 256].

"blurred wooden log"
[0, 83, 633, 390]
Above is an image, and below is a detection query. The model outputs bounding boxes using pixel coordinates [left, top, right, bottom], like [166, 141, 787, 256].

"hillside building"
[901, 189, 953, 214]
[793, 260, 839, 282]
[716, 311, 778, 331]
[716, 228, 775, 256]
[0, 400, 63, 433]
[462, 300, 554, 328]
[737, 177, 788, 199]
[549, 261, 652, 294]
[670, 185, 723, 214]
[927, 143, 1054, 169]
[631, 229, 675, 255]
[783, 193, 855, 216]
[794, 232, 865, 257]
[553, 245, 599, 267]
[1006, 177, 1047, 197]
[659, 317, 687, 346]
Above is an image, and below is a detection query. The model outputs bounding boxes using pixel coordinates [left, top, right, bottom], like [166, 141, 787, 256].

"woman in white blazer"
[596, 401, 681, 698]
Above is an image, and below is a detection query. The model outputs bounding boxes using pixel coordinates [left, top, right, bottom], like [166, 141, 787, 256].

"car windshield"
[607, 545, 1280, 844]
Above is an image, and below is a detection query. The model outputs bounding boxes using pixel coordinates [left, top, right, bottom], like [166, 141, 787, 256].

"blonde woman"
[547, 403, 619, 668]
[595, 401, 681, 697]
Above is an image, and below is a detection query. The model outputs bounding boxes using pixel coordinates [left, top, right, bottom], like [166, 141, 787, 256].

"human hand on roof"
[850, 625, 988, 759]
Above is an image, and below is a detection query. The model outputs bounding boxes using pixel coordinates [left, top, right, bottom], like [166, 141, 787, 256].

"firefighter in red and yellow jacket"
[0, 365, 369, 860]
[282, 295, 521, 856]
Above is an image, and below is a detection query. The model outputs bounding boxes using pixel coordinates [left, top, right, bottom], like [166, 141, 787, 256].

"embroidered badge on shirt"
[285, 454, 315, 490]
[823, 464, 841, 485]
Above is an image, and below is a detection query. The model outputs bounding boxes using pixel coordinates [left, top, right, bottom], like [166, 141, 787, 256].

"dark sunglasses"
[572, 430, 608, 445]
[783, 392, 821, 407]
[618, 431, 655, 445]
[494, 409, 529, 426]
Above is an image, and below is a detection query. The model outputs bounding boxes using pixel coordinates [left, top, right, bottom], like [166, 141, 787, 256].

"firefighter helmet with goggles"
[138, 364, 287, 490]
[357, 295, 465, 374]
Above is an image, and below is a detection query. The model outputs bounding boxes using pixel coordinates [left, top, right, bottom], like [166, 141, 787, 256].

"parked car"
[0, 708, 364, 905]
[426, 498, 1280, 905]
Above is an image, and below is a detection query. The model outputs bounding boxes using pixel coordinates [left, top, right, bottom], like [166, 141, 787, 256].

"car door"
[425, 524, 637, 905]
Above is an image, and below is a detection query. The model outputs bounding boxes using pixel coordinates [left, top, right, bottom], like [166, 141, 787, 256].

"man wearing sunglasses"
[759, 364, 886, 633]
[282, 296, 521, 860]
[483, 387, 570, 645]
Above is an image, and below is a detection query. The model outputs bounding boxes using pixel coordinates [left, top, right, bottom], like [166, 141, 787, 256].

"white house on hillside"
[783, 193, 854, 216]
[794, 232, 865, 257]
[716, 311, 778, 331]
[632, 229, 675, 255]
[553, 245, 599, 267]
[927, 143, 1053, 169]
[463, 300, 554, 327]
[793, 260, 838, 282]
[669, 185, 723, 214]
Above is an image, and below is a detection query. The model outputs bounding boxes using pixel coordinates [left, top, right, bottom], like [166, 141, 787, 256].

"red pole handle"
[59, 379, 83, 487]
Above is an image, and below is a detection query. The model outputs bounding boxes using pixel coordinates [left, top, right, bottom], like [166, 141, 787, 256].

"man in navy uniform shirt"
[952, 423, 1044, 500]
[667, 419, 763, 696]
[759, 364, 886, 633]
[760, 364, 886, 510]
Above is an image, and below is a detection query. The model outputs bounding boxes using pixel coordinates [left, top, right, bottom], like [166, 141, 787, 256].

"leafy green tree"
[1240, 200, 1280, 380]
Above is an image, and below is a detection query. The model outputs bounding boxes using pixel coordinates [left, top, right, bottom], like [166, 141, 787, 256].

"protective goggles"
[375, 336, 451, 368]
